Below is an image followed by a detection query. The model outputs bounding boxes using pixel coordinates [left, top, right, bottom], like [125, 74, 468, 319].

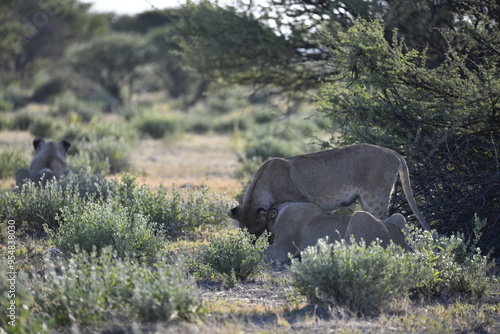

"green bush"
[0, 178, 73, 234]
[70, 136, 130, 175]
[48, 198, 164, 262]
[406, 224, 495, 298]
[0, 171, 233, 241]
[136, 114, 179, 139]
[114, 175, 235, 237]
[34, 247, 201, 330]
[53, 93, 102, 122]
[290, 238, 435, 314]
[0, 169, 112, 233]
[198, 229, 269, 286]
[290, 226, 496, 314]
[213, 115, 249, 133]
[32, 78, 67, 103]
[28, 117, 57, 138]
[0, 260, 42, 333]
[0, 150, 29, 179]
[2, 89, 29, 110]
[11, 111, 36, 131]
[0, 98, 14, 112]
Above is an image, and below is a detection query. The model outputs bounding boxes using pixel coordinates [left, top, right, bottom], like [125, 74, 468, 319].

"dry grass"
[130, 134, 242, 197]
[0, 131, 243, 196]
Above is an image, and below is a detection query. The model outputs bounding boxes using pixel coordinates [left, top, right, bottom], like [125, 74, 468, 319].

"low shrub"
[34, 247, 201, 330]
[0, 150, 29, 179]
[114, 175, 235, 236]
[0, 98, 14, 112]
[52, 93, 101, 122]
[48, 198, 164, 262]
[0, 171, 233, 240]
[2, 89, 30, 110]
[32, 78, 67, 103]
[290, 224, 496, 315]
[406, 222, 495, 298]
[198, 229, 269, 286]
[0, 260, 40, 333]
[136, 114, 179, 139]
[0, 178, 73, 234]
[0, 168, 112, 233]
[290, 238, 435, 314]
[11, 111, 36, 131]
[28, 117, 57, 138]
[70, 136, 130, 175]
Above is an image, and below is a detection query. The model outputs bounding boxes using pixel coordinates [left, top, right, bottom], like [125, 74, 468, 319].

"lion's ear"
[61, 139, 71, 152]
[268, 209, 278, 220]
[33, 138, 45, 152]
[228, 206, 241, 220]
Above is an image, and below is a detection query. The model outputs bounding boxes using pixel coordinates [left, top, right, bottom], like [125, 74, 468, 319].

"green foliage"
[0, 260, 42, 333]
[34, 247, 201, 330]
[406, 226, 495, 299]
[136, 113, 179, 139]
[290, 238, 434, 314]
[0, 98, 14, 112]
[70, 136, 130, 175]
[175, 1, 296, 87]
[113, 175, 234, 237]
[28, 117, 57, 138]
[31, 78, 68, 103]
[52, 93, 102, 122]
[0, 0, 107, 89]
[290, 227, 495, 314]
[0, 168, 112, 233]
[70, 33, 154, 103]
[0, 149, 29, 179]
[317, 17, 500, 255]
[0, 178, 72, 234]
[198, 229, 269, 286]
[11, 111, 35, 131]
[0, 170, 233, 242]
[48, 198, 163, 262]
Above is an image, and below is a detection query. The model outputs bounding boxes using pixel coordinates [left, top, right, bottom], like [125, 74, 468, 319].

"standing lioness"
[15, 138, 71, 187]
[229, 144, 430, 235]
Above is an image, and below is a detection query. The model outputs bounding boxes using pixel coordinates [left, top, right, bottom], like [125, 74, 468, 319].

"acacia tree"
[69, 34, 154, 104]
[0, 0, 106, 88]
[316, 15, 499, 254]
[174, 0, 468, 91]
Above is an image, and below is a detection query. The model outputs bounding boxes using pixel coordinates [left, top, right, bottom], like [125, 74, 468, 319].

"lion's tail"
[398, 156, 431, 231]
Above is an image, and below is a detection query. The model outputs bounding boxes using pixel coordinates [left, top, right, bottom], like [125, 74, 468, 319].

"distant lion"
[229, 144, 430, 236]
[15, 138, 71, 187]
[262, 202, 411, 264]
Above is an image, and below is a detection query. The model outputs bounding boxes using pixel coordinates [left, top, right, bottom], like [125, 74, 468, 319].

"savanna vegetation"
[0, 0, 499, 333]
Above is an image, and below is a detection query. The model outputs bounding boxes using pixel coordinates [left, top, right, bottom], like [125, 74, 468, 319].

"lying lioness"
[345, 211, 411, 251]
[261, 202, 411, 264]
[15, 138, 71, 187]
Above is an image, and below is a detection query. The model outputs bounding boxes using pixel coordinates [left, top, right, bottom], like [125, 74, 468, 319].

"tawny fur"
[229, 144, 430, 236]
[262, 202, 411, 264]
[15, 138, 71, 187]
